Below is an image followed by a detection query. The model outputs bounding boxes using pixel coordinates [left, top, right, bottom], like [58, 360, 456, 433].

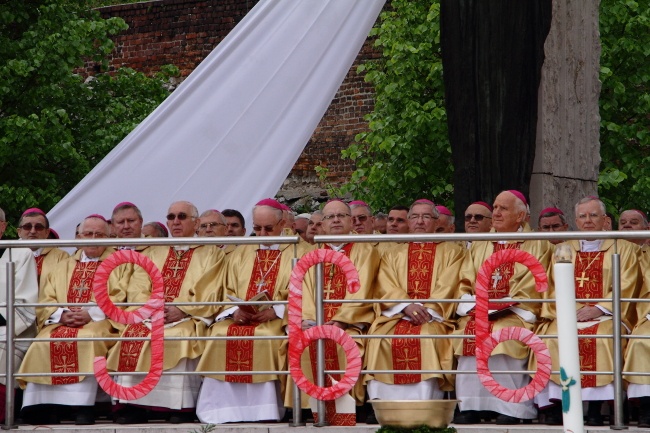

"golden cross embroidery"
[398, 348, 419, 370]
[414, 244, 433, 261]
[56, 354, 77, 372]
[259, 251, 278, 269]
[491, 270, 503, 289]
[169, 259, 185, 278]
[576, 271, 590, 288]
[232, 350, 250, 370]
[73, 285, 91, 294]
[75, 263, 97, 294]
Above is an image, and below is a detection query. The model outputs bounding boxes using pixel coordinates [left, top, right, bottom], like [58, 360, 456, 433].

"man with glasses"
[464, 201, 493, 235]
[196, 198, 311, 424]
[364, 199, 464, 411]
[222, 209, 246, 237]
[453, 190, 553, 425]
[0, 207, 38, 424]
[350, 200, 375, 235]
[17, 208, 69, 291]
[294, 199, 380, 417]
[197, 209, 235, 253]
[537, 196, 639, 426]
[19, 215, 126, 425]
[537, 207, 569, 245]
[107, 201, 225, 424]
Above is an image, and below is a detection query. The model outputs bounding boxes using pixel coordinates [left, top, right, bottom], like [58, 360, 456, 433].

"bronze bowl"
[370, 399, 459, 428]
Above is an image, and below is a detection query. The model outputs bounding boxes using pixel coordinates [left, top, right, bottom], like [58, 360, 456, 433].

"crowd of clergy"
[1, 189, 650, 427]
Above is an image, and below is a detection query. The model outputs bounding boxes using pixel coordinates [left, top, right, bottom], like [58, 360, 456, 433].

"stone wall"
[93, 0, 379, 208]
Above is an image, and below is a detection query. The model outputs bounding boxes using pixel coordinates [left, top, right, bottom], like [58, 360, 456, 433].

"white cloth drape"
[48, 0, 386, 236]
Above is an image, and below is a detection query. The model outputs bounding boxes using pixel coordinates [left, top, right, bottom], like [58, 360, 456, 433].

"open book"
[227, 291, 272, 315]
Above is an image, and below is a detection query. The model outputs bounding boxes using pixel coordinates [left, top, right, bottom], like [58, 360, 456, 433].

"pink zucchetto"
[349, 200, 369, 207]
[631, 209, 649, 221]
[539, 207, 564, 218]
[507, 190, 528, 207]
[435, 205, 453, 216]
[86, 214, 108, 222]
[112, 201, 137, 213]
[255, 198, 284, 211]
[48, 229, 59, 239]
[472, 201, 493, 212]
[21, 207, 46, 217]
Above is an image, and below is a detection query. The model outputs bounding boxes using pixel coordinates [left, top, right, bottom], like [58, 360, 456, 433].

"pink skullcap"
[472, 201, 493, 212]
[435, 205, 453, 216]
[209, 208, 220, 213]
[86, 214, 107, 222]
[155, 222, 169, 237]
[22, 207, 46, 217]
[48, 229, 60, 239]
[540, 207, 564, 217]
[113, 201, 137, 212]
[255, 198, 284, 211]
[507, 190, 528, 206]
[413, 198, 436, 206]
[280, 203, 291, 211]
[349, 200, 369, 207]
[586, 195, 600, 200]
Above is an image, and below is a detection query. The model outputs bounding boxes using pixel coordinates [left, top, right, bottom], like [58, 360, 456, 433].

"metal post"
[289, 256, 305, 427]
[611, 253, 626, 429]
[314, 262, 327, 427]
[3, 250, 16, 429]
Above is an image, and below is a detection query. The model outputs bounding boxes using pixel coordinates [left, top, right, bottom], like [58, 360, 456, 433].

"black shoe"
[586, 400, 604, 426]
[453, 410, 481, 424]
[21, 404, 60, 425]
[74, 407, 95, 425]
[168, 412, 195, 424]
[495, 414, 521, 425]
[115, 406, 148, 424]
[542, 405, 563, 425]
[639, 414, 650, 428]
[586, 414, 604, 426]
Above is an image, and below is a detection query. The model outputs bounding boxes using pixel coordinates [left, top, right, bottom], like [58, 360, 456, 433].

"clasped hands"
[232, 307, 277, 325]
[403, 304, 431, 326]
[60, 308, 92, 328]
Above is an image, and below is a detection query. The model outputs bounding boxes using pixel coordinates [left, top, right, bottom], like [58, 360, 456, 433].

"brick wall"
[93, 0, 379, 194]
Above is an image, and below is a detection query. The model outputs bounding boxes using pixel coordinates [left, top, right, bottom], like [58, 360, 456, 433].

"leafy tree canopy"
[330, 0, 650, 217]
[0, 0, 177, 236]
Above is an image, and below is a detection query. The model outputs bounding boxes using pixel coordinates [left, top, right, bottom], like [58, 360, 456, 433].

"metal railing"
[2, 230, 649, 429]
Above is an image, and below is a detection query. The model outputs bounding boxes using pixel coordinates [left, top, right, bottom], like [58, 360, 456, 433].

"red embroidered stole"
[35, 255, 45, 284]
[391, 243, 436, 384]
[226, 249, 281, 383]
[575, 251, 604, 387]
[308, 243, 355, 387]
[50, 261, 98, 384]
[463, 243, 521, 356]
[117, 248, 195, 372]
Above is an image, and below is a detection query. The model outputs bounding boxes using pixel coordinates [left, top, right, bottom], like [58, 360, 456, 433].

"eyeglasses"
[577, 213, 603, 220]
[19, 223, 47, 232]
[200, 222, 225, 229]
[253, 220, 281, 233]
[540, 223, 564, 231]
[464, 214, 492, 222]
[322, 213, 351, 221]
[166, 212, 191, 221]
[80, 231, 108, 238]
[408, 214, 437, 221]
[351, 215, 369, 223]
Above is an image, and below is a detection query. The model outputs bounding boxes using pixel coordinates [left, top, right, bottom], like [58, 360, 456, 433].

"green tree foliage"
[0, 1, 177, 234]
[334, 0, 649, 215]
[598, 0, 650, 214]
[325, 0, 452, 212]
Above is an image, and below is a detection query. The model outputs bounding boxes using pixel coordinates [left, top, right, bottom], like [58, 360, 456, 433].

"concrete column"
[530, 0, 601, 229]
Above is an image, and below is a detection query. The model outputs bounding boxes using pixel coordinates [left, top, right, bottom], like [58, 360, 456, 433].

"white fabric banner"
[48, 0, 385, 236]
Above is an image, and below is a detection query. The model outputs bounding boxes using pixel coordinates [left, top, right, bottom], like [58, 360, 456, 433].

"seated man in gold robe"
[196, 198, 311, 424]
[17, 208, 69, 293]
[537, 197, 639, 426]
[290, 199, 379, 416]
[107, 200, 224, 424]
[364, 199, 464, 402]
[18, 215, 126, 425]
[453, 190, 553, 425]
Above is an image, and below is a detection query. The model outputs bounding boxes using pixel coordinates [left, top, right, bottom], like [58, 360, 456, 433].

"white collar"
[259, 244, 280, 250]
[326, 243, 347, 252]
[80, 251, 100, 262]
[580, 239, 603, 252]
[32, 248, 43, 257]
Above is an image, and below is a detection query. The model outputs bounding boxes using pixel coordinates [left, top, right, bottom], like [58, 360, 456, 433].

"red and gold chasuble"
[463, 242, 521, 356]
[391, 243, 437, 384]
[225, 249, 281, 383]
[35, 255, 45, 284]
[575, 251, 604, 387]
[117, 248, 195, 372]
[309, 244, 356, 426]
[50, 261, 98, 385]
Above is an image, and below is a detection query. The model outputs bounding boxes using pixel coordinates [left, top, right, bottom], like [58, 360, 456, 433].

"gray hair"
[574, 197, 606, 217]
[200, 209, 227, 225]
